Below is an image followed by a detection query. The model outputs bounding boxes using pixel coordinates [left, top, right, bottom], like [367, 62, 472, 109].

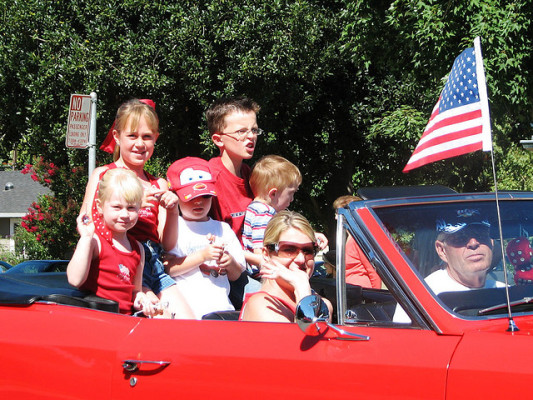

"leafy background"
[1, 0, 532, 258]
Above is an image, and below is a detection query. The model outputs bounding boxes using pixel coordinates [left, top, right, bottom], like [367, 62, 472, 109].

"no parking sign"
[66, 94, 92, 148]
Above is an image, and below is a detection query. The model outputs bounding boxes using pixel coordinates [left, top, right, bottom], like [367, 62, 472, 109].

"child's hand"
[133, 292, 161, 317]
[76, 214, 95, 238]
[202, 234, 224, 262]
[159, 190, 179, 214]
[201, 242, 225, 263]
[217, 251, 233, 270]
[315, 232, 329, 250]
[142, 187, 165, 208]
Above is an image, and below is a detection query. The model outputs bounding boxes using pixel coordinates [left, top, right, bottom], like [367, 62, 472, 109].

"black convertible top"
[0, 272, 119, 312]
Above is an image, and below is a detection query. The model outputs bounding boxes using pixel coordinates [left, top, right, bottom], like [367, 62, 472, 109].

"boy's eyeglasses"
[216, 128, 264, 140]
[266, 241, 318, 259]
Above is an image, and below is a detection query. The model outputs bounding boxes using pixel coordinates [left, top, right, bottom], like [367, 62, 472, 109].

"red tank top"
[93, 163, 161, 243]
[81, 230, 141, 314]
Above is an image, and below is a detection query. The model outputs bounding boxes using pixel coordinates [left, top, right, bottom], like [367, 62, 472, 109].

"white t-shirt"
[171, 217, 246, 319]
[393, 268, 505, 323]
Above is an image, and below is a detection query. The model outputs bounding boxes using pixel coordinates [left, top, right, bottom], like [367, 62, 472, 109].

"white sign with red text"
[66, 94, 92, 148]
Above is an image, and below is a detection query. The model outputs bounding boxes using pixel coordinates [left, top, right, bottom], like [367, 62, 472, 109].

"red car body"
[2, 189, 533, 399]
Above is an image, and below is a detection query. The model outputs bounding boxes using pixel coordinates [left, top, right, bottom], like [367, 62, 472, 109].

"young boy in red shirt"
[206, 96, 262, 307]
[206, 96, 262, 240]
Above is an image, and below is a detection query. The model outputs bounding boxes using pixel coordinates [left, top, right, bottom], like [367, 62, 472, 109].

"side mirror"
[295, 294, 330, 336]
[296, 294, 370, 341]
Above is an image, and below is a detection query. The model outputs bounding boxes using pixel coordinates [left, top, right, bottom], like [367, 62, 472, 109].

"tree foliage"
[1, 0, 532, 254]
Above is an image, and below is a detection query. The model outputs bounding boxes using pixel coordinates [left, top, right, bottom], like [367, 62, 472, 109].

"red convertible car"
[2, 187, 533, 399]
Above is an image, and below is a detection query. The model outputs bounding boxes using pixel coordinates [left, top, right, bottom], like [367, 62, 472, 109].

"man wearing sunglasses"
[429, 209, 504, 294]
[394, 209, 504, 323]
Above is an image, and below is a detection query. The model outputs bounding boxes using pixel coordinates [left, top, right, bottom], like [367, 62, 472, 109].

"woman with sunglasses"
[240, 210, 332, 322]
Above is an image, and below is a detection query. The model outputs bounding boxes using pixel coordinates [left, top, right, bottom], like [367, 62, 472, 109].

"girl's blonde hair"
[263, 210, 316, 248]
[98, 168, 144, 207]
[249, 155, 302, 197]
[112, 99, 159, 161]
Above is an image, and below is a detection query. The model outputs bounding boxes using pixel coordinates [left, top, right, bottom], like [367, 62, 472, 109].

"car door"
[446, 328, 533, 398]
[0, 302, 138, 399]
[111, 313, 460, 399]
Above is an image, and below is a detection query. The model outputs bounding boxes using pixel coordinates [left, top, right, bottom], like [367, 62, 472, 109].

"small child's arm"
[155, 178, 180, 251]
[133, 244, 160, 317]
[164, 238, 225, 277]
[67, 214, 97, 287]
[217, 251, 244, 281]
[244, 249, 263, 267]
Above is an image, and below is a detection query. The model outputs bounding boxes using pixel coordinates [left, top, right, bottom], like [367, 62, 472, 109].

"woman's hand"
[260, 258, 312, 300]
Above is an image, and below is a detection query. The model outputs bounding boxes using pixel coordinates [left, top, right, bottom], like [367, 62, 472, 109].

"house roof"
[0, 170, 52, 217]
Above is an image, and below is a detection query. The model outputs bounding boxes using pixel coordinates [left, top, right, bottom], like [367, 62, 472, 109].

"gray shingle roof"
[0, 170, 52, 216]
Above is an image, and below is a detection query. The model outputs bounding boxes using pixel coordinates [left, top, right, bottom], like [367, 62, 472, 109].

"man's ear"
[435, 240, 448, 264]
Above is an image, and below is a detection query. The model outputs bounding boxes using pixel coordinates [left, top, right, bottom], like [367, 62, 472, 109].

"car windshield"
[371, 196, 533, 319]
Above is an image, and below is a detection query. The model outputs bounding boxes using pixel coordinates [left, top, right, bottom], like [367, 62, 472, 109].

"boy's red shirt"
[208, 157, 253, 243]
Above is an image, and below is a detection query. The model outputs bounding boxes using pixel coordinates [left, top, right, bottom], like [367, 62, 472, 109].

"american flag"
[403, 38, 492, 172]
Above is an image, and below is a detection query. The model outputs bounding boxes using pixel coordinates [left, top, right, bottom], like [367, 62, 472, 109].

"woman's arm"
[260, 259, 312, 303]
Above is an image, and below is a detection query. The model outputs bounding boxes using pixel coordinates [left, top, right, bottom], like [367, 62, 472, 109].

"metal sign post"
[88, 92, 97, 177]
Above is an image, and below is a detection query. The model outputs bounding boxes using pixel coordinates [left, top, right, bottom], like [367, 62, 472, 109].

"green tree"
[1, 0, 532, 252]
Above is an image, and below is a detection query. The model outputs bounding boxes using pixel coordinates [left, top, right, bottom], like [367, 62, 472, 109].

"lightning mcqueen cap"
[167, 157, 217, 202]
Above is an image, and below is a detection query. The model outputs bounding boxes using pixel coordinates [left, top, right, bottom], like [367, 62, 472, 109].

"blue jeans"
[142, 240, 176, 294]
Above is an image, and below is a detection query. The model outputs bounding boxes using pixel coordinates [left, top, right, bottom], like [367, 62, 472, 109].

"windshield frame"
[340, 191, 533, 330]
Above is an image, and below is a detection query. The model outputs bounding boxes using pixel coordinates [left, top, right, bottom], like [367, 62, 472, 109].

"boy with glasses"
[206, 96, 262, 307]
[206, 96, 262, 241]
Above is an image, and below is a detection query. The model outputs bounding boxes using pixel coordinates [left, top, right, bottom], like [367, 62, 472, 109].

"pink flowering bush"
[17, 157, 86, 259]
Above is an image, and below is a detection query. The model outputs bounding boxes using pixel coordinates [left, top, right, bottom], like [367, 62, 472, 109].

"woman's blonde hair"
[263, 210, 316, 247]
[112, 99, 159, 161]
[98, 168, 144, 207]
[249, 155, 302, 197]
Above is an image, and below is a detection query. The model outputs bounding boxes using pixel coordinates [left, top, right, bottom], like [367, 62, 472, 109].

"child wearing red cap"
[165, 157, 246, 319]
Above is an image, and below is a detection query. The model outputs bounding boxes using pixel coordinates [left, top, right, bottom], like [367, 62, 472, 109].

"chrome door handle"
[122, 359, 171, 372]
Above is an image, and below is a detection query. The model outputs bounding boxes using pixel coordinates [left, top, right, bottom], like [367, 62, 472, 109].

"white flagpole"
[475, 36, 519, 332]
